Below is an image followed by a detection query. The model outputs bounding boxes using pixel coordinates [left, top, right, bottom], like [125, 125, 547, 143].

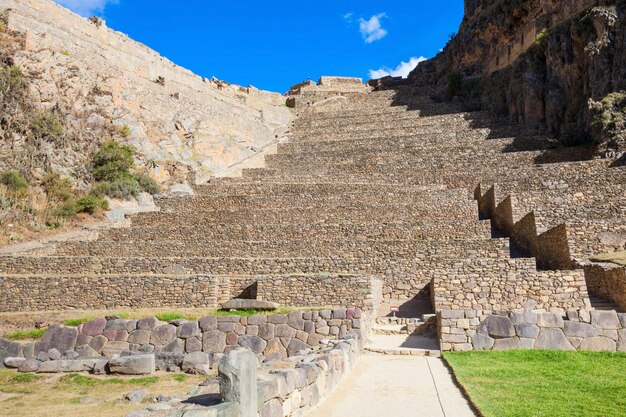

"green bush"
[0, 66, 29, 107]
[93, 177, 139, 200]
[119, 125, 131, 137]
[447, 71, 463, 98]
[30, 110, 64, 143]
[91, 141, 136, 182]
[43, 172, 74, 202]
[1, 171, 28, 191]
[136, 173, 160, 195]
[589, 92, 626, 145]
[51, 200, 78, 219]
[75, 195, 108, 214]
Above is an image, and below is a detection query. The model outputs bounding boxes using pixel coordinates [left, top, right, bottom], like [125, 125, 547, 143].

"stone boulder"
[38, 359, 101, 373]
[0, 339, 23, 368]
[221, 299, 279, 311]
[182, 352, 211, 375]
[477, 315, 515, 338]
[534, 328, 575, 351]
[35, 326, 78, 355]
[108, 354, 155, 375]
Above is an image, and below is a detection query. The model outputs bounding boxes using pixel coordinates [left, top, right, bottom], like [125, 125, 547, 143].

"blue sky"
[54, 1, 463, 92]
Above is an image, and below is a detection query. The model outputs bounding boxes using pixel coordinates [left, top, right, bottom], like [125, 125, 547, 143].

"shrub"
[0, 66, 29, 107]
[447, 71, 463, 98]
[51, 200, 78, 219]
[30, 110, 64, 143]
[91, 141, 136, 182]
[75, 195, 108, 214]
[43, 172, 74, 202]
[136, 173, 160, 195]
[1, 170, 28, 191]
[119, 125, 131, 137]
[92, 176, 139, 200]
[63, 317, 93, 327]
[589, 92, 626, 145]
[155, 312, 190, 322]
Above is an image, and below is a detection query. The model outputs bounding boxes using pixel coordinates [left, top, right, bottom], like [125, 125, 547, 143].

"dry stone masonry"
[0, 310, 364, 370]
[0, 2, 624, 356]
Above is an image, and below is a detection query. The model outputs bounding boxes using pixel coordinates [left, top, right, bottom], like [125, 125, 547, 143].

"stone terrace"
[0, 86, 624, 353]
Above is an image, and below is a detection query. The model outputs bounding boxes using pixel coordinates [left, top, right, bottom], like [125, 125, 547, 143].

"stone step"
[293, 112, 492, 133]
[131, 204, 477, 227]
[265, 141, 554, 168]
[103, 220, 493, 242]
[0, 243, 505, 276]
[276, 133, 547, 155]
[294, 110, 489, 128]
[51, 237, 509, 259]
[154, 189, 472, 212]
[194, 182, 449, 197]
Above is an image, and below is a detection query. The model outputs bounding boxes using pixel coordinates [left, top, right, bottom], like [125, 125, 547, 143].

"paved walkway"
[307, 354, 476, 417]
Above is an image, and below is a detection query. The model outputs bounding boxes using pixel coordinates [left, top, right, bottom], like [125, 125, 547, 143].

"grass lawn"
[444, 350, 626, 417]
[0, 370, 210, 417]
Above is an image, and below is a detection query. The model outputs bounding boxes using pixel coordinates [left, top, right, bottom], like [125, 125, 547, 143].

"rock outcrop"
[0, 0, 292, 184]
[403, 0, 626, 156]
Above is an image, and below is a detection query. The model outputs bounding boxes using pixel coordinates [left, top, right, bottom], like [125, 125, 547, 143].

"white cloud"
[368, 56, 428, 80]
[54, 0, 119, 17]
[359, 13, 387, 44]
[343, 12, 354, 23]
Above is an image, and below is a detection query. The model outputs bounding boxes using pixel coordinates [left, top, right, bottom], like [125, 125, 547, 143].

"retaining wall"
[0, 309, 366, 368]
[439, 308, 626, 352]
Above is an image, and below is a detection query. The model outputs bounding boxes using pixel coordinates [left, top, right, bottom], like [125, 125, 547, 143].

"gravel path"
[306, 354, 476, 417]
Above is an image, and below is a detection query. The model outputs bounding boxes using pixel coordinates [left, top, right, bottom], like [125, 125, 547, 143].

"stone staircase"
[0, 86, 624, 331]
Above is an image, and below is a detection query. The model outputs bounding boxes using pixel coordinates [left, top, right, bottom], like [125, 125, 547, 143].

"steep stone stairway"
[0, 86, 624, 327]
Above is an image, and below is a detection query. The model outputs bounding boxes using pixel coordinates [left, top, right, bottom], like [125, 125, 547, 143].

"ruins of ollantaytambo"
[0, 0, 624, 416]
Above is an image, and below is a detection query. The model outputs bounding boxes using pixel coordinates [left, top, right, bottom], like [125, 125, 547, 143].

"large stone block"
[150, 324, 177, 346]
[579, 337, 617, 352]
[109, 354, 155, 375]
[238, 336, 267, 355]
[177, 321, 200, 339]
[35, 326, 78, 354]
[509, 310, 537, 325]
[537, 313, 564, 328]
[590, 311, 620, 330]
[81, 318, 107, 336]
[477, 315, 515, 338]
[534, 328, 574, 351]
[219, 348, 258, 417]
[128, 330, 152, 345]
[199, 316, 218, 331]
[203, 330, 226, 353]
[182, 352, 210, 375]
[471, 333, 494, 350]
[0, 339, 23, 368]
[515, 324, 539, 339]
[563, 322, 602, 338]
[222, 299, 279, 310]
[37, 359, 100, 373]
[287, 339, 310, 356]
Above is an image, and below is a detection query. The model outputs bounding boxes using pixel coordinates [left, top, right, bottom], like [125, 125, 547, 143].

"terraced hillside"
[0, 87, 624, 343]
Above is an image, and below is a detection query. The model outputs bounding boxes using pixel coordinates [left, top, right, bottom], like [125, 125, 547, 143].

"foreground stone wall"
[439, 308, 626, 352]
[2, 0, 292, 181]
[0, 273, 380, 312]
[0, 309, 365, 369]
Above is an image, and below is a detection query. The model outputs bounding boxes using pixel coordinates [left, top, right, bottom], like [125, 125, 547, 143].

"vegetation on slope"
[445, 350, 626, 417]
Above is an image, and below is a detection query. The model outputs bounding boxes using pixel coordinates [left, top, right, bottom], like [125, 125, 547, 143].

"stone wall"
[257, 339, 361, 417]
[430, 258, 590, 312]
[257, 275, 381, 312]
[0, 309, 365, 369]
[585, 264, 626, 311]
[0, 273, 380, 312]
[2, 0, 292, 181]
[439, 307, 626, 352]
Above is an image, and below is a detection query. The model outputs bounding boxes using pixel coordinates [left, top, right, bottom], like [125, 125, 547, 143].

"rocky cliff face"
[0, 0, 292, 185]
[408, 0, 626, 157]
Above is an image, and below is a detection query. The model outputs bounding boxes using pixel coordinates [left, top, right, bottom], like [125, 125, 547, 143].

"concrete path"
[307, 354, 476, 417]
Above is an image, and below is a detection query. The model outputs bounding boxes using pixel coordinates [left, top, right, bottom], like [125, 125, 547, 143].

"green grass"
[155, 312, 191, 322]
[63, 317, 94, 327]
[0, 371, 43, 393]
[213, 307, 294, 317]
[5, 328, 47, 340]
[57, 374, 159, 389]
[445, 350, 626, 417]
[172, 374, 187, 383]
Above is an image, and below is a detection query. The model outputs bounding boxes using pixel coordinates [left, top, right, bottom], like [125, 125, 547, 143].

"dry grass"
[590, 250, 626, 266]
[0, 370, 210, 417]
